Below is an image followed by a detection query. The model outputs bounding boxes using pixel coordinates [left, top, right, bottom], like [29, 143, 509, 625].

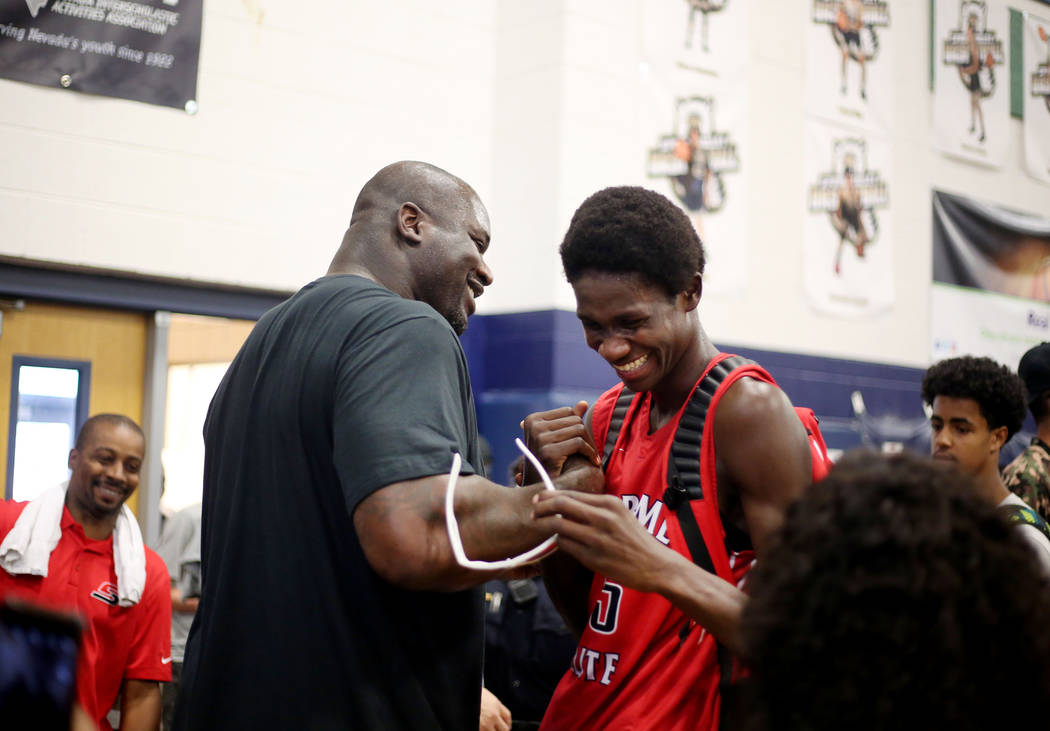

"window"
[6, 357, 91, 501]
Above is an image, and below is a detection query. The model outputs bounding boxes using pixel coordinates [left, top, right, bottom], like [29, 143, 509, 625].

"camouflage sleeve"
[1003, 450, 1050, 523]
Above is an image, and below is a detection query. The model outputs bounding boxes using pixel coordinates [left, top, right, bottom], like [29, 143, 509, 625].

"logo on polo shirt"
[90, 582, 119, 607]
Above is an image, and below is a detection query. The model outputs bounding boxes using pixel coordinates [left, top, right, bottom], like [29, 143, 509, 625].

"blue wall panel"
[462, 310, 936, 480]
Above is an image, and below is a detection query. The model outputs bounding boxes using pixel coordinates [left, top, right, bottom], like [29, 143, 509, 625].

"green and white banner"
[931, 283, 1050, 366]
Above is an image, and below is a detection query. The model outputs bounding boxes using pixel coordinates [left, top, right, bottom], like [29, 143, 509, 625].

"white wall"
[3, 0, 1049, 368]
[486, 0, 1050, 368]
[0, 0, 498, 291]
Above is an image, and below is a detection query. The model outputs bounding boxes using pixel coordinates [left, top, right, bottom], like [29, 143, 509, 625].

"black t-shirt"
[176, 275, 485, 730]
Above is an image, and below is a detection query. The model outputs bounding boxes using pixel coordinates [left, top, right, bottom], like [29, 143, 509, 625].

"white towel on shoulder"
[0, 481, 146, 606]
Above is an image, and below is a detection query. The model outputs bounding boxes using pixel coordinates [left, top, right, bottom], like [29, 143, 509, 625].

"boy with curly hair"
[921, 355, 1050, 573]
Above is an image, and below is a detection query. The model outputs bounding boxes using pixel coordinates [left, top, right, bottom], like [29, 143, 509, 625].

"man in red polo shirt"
[0, 414, 171, 730]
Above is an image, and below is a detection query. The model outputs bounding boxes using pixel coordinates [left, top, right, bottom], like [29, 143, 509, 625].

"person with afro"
[921, 355, 1050, 573]
[740, 450, 1050, 731]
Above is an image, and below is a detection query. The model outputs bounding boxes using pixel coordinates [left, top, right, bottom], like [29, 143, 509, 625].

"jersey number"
[588, 581, 622, 635]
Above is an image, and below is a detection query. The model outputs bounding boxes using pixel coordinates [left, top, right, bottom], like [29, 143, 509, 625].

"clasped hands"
[523, 402, 676, 594]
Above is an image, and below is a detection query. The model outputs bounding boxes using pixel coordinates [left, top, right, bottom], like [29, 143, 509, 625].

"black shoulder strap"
[999, 503, 1050, 542]
[601, 387, 638, 471]
[664, 355, 754, 512]
[665, 357, 754, 572]
[665, 355, 755, 703]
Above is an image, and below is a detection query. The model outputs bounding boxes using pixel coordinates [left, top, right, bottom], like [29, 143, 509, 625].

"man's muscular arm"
[353, 465, 598, 592]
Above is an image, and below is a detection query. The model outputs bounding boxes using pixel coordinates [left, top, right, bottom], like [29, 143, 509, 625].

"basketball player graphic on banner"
[809, 0, 892, 131]
[682, 0, 728, 54]
[805, 126, 893, 317]
[1031, 20, 1050, 115]
[933, 0, 1008, 166]
[943, 2, 1003, 144]
[1024, 11, 1050, 183]
[642, 0, 746, 76]
[647, 96, 739, 245]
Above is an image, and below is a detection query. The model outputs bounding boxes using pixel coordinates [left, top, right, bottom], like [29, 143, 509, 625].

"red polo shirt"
[0, 500, 172, 729]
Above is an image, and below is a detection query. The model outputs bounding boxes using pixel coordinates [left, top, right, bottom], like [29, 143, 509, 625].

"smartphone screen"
[0, 598, 83, 729]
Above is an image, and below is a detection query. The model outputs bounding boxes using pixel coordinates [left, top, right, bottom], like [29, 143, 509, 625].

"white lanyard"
[444, 437, 558, 570]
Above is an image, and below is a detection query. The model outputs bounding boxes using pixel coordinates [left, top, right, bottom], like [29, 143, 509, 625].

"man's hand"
[479, 687, 512, 731]
[552, 459, 604, 496]
[531, 491, 674, 593]
[521, 401, 600, 483]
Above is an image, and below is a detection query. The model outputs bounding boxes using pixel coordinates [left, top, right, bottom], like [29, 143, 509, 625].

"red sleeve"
[123, 548, 173, 682]
[0, 501, 29, 538]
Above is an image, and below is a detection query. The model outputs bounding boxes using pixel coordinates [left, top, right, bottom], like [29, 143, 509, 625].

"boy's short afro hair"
[921, 355, 1027, 440]
[559, 186, 705, 296]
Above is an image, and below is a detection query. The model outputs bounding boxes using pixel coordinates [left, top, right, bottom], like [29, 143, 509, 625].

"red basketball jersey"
[540, 381, 754, 731]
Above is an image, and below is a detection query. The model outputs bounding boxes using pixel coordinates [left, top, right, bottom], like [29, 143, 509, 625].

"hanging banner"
[0, 0, 202, 111]
[807, 0, 893, 132]
[932, 190, 1050, 301]
[643, 70, 748, 295]
[804, 118, 893, 317]
[642, 0, 748, 76]
[932, 0, 1009, 167]
[1025, 11, 1050, 184]
[931, 191, 1050, 363]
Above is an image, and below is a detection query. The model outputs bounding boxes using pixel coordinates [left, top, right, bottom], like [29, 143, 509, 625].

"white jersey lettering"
[571, 645, 621, 686]
[620, 494, 671, 543]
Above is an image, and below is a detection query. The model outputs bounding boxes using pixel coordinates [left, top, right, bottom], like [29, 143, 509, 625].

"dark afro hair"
[739, 450, 1050, 731]
[920, 355, 1027, 440]
[559, 186, 704, 296]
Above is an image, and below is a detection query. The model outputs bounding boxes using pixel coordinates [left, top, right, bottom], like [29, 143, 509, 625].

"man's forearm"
[356, 475, 559, 592]
[355, 455, 604, 593]
[439, 463, 600, 587]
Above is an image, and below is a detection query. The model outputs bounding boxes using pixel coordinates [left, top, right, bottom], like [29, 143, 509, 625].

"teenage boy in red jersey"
[525, 186, 813, 730]
[0, 414, 171, 730]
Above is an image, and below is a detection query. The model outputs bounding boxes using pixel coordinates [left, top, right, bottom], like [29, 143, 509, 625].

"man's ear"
[680, 273, 703, 312]
[397, 202, 425, 245]
[68, 449, 78, 471]
[990, 425, 1009, 453]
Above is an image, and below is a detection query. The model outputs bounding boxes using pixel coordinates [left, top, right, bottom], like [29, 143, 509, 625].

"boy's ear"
[680, 273, 702, 312]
